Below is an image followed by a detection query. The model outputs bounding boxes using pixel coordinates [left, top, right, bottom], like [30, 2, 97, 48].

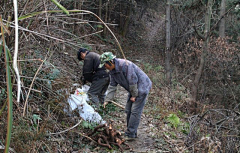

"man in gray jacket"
[99, 52, 152, 139]
[77, 48, 109, 108]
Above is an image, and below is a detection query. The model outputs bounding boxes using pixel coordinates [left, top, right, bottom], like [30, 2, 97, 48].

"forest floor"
[73, 46, 189, 152]
[107, 86, 156, 152]
[82, 85, 183, 153]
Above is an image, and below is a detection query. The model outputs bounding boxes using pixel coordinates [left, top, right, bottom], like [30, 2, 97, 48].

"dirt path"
[113, 86, 156, 152]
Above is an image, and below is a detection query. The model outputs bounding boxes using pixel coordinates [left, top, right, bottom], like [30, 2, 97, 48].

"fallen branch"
[73, 130, 98, 144]
[23, 55, 47, 116]
[105, 100, 125, 109]
[50, 119, 82, 135]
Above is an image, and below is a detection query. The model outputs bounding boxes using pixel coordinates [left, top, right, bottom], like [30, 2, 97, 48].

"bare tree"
[219, 0, 226, 37]
[98, 0, 102, 32]
[103, 0, 109, 36]
[165, 0, 171, 84]
[192, 0, 212, 106]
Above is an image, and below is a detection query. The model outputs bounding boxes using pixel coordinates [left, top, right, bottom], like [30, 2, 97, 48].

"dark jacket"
[83, 52, 109, 82]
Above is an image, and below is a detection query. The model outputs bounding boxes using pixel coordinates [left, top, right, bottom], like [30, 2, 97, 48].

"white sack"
[67, 85, 105, 124]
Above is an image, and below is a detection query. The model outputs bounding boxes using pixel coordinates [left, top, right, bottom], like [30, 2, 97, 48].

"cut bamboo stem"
[107, 100, 124, 109]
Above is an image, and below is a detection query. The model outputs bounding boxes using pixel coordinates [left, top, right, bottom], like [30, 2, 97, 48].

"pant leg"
[125, 93, 148, 137]
[88, 77, 109, 107]
[98, 77, 110, 104]
[125, 94, 132, 128]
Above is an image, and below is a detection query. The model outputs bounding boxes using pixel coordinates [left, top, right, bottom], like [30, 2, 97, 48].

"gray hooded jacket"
[105, 58, 152, 101]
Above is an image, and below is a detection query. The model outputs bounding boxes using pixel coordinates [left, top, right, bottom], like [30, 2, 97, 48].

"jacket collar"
[110, 58, 120, 74]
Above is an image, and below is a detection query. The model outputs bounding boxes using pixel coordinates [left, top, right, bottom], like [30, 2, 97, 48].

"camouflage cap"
[99, 52, 116, 68]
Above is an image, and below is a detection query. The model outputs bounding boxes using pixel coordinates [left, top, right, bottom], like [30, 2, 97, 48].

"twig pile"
[185, 109, 240, 152]
[87, 120, 131, 151]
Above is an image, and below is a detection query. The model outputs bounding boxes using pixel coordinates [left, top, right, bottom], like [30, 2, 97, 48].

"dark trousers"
[125, 93, 148, 137]
[88, 77, 110, 107]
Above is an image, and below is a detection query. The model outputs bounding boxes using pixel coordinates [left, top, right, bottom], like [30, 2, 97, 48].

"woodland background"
[0, 0, 239, 152]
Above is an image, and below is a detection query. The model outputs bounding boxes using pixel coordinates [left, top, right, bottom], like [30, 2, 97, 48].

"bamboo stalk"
[13, 0, 21, 103]
[1, 16, 13, 153]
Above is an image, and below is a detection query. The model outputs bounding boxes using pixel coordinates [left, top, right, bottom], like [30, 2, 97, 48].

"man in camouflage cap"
[99, 52, 152, 140]
[99, 52, 116, 68]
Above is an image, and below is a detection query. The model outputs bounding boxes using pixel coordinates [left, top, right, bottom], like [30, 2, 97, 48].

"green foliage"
[143, 63, 153, 73]
[46, 68, 60, 80]
[19, 9, 82, 20]
[81, 121, 97, 130]
[154, 114, 162, 119]
[11, 118, 38, 152]
[177, 110, 185, 118]
[0, 100, 7, 117]
[99, 103, 117, 117]
[164, 131, 177, 139]
[142, 62, 164, 88]
[180, 122, 190, 135]
[31, 114, 42, 132]
[32, 114, 42, 125]
[95, 24, 103, 29]
[167, 114, 180, 128]
[50, 0, 69, 15]
[0, 88, 6, 100]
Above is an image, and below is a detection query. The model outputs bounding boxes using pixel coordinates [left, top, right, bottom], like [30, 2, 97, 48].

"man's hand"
[130, 97, 136, 102]
[103, 101, 109, 108]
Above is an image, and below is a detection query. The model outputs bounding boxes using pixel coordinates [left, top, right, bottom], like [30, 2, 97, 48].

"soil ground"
[105, 86, 157, 152]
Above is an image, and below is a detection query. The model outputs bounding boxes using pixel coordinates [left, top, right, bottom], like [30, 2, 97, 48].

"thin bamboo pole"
[1, 16, 13, 153]
[13, 0, 21, 103]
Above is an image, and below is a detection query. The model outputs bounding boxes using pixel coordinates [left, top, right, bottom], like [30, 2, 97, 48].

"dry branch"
[185, 109, 240, 152]
[105, 100, 125, 109]
[50, 119, 82, 135]
[23, 56, 47, 116]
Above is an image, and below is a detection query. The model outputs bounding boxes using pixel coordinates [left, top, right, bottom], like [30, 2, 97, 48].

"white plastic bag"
[67, 85, 105, 124]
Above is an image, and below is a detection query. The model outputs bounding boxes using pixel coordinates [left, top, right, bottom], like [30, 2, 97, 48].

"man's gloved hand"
[81, 76, 86, 85]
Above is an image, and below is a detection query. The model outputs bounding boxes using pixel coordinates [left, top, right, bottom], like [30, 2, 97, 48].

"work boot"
[122, 135, 137, 141]
[124, 131, 137, 137]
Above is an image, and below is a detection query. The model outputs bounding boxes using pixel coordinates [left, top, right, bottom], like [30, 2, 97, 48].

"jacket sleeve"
[105, 85, 117, 101]
[105, 75, 118, 101]
[126, 62, 138, 97]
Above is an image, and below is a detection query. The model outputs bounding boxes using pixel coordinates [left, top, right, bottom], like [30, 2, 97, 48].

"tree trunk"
[192, 0, 212, 107]
[165, 0, 171, 85]
[119, 2, 124, 33]
[219, 0, 226, 37]
[98, 0, 102, 32]
[121, 4, 132, 37]
[103, 0, 109, 37]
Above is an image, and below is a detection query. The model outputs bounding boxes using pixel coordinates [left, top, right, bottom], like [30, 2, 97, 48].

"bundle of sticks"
[87, 120, 131, 151]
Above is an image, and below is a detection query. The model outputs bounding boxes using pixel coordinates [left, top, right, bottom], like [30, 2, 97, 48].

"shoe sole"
[125, 138, 137, 141]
